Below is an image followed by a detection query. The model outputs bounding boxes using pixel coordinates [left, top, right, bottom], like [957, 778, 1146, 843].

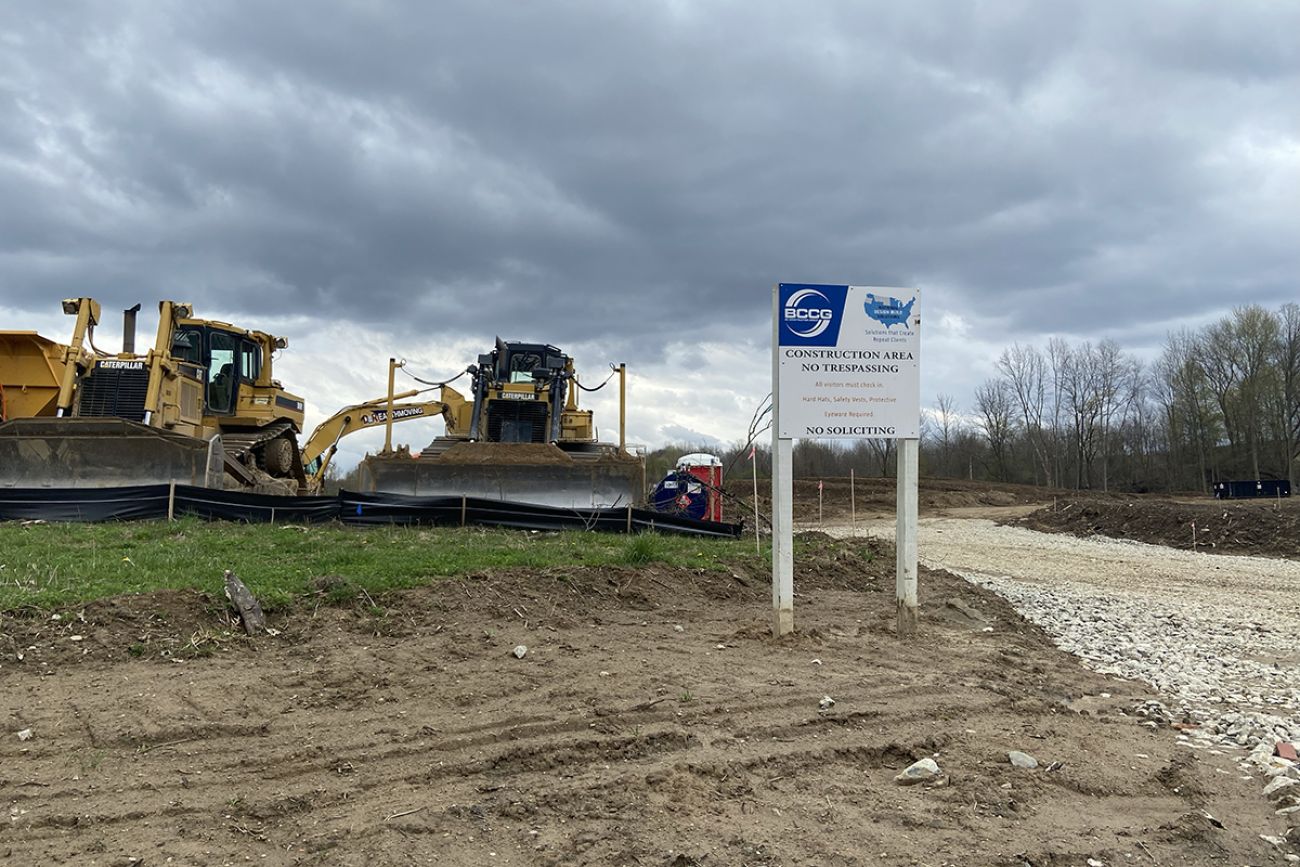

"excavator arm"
[301, 391, 452, 490]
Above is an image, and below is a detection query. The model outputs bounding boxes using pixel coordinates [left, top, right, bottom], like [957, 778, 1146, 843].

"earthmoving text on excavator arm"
[300, 388, 467, 490]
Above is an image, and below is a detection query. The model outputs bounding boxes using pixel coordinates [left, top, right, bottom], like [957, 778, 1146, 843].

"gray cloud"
[3, 0, 1298, 443]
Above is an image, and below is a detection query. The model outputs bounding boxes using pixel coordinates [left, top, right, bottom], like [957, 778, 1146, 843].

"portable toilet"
[676, 453, 723, 522]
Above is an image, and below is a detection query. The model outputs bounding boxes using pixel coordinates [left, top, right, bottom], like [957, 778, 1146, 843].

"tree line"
[654, 303, 1300, 494]
[964, 303, 1300, 492]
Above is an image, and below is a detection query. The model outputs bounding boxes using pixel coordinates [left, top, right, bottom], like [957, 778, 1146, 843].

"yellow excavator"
[299, 389, 454, 491]
[0, 298, 307, 492]
[303, 341, 645, 508]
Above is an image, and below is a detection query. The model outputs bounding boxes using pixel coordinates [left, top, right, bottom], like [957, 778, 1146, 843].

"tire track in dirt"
[4, 664, 964, 833]
[4, 551, 1294, 865]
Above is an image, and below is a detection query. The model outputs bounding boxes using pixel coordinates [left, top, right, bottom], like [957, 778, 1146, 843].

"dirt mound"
[0, 533, 1288, 866]
[416, 442, 642, 466]
[1011, 496, 1300, 559]
[427, 442, 576, 464]
[733, 476, 1059, 523]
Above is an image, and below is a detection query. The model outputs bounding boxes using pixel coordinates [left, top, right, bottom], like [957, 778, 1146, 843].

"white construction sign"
[770, 283, 921, 638]
[777, 285, 920, 438]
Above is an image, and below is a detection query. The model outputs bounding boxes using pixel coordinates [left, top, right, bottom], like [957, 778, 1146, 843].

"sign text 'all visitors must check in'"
[776, 284, 920, 439]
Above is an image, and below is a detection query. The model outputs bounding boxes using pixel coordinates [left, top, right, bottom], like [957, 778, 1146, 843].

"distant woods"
[653, 303, 1300, 493]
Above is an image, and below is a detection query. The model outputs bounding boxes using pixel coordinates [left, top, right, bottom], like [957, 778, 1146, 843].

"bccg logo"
[778, 284, 848, 346]
[783, 288, 834, 338]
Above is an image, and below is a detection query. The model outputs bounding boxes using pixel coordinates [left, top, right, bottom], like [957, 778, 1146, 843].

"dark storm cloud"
[2, 0, 1298, 365]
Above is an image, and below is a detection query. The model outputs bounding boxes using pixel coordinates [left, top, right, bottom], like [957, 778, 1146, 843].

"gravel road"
[827, 516, 1300, 776]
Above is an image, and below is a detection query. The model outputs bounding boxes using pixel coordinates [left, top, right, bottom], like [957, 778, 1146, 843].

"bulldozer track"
[220, 420, 297, 461]
[220, 421, 306, 490]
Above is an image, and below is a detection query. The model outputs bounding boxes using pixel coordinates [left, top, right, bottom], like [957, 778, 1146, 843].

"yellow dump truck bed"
[0, 331, 69, 421]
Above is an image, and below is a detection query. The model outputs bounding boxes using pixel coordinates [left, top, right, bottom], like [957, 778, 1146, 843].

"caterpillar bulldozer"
[312, 340, 644, 508]
[0, 298, 307, 492]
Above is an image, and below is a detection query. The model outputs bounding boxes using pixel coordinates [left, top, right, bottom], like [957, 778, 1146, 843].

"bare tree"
[1157, 329, 1219, 491]
[997, 343, 1054, 486]
[974, 379, 1015, 482]
[1093, 339, 1138, 491]
[1233, 305, 1280, 480]
[867, 438, 896, 476]
[1278, 303, 1300, 486]
[933, 393, 957, 477]
[1055, 340, 1100, 488]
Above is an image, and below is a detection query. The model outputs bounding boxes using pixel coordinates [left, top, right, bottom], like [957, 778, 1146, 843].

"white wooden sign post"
[896, 437, 919, 634]
[771, 283, 921, 637]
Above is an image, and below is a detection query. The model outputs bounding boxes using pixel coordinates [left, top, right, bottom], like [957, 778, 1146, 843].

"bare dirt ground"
[736, 477, 1061, 525]
[2, 527, 1294, 866]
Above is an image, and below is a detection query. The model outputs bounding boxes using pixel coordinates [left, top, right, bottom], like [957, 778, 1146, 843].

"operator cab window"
[240, 340, 261, 382]
[208, 331, 238, 414]
[508, 351, 543, 383]
[171, 329, 203, 366]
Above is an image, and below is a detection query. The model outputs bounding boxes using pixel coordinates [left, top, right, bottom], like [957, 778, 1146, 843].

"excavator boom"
[301, 389, 454, 491]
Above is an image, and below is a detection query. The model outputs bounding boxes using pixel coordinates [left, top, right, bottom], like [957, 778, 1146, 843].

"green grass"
[0, 519, 765, 611]
[622, 532, 667, 565]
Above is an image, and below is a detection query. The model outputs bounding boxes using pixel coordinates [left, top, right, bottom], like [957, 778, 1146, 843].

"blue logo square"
[778, 283, 848, 346]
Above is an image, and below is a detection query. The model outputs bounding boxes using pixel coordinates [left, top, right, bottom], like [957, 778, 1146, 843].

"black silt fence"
[0, 485, 743, 538]
[1212, 479, 1291, 499]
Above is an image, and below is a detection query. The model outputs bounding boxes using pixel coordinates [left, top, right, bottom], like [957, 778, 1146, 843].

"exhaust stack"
[122, 304, 142, 354]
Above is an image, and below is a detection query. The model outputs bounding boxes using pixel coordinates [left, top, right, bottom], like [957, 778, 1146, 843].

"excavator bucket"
[0, 418, 226, 489]
[355, 442, 645, 509]
[0, 331, 68, 421]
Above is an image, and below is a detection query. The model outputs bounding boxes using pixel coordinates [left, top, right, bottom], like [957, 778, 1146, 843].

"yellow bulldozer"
[0, 298, 307, 492]
[301, 340, 644, 508]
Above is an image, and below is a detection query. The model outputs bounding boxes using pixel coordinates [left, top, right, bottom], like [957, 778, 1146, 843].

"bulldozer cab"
[169, 324, 266, 417]
[470, 339, 571, 445]
[494, 340, 566, 384]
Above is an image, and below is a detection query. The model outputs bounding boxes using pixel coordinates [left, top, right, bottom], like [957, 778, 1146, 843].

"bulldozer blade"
[356, 443, 644, 509]
[0, 418, 226, 489]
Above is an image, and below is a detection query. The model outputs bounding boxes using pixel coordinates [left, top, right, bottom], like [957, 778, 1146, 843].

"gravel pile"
[846, 516, 1300, 812]
[964, 573, 1300, 779]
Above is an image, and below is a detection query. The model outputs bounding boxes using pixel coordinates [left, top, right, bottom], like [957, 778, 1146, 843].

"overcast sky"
[3, 1, 1298, 469]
